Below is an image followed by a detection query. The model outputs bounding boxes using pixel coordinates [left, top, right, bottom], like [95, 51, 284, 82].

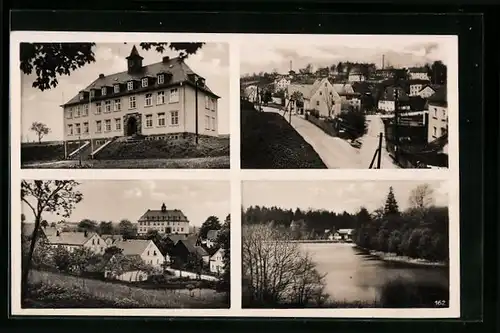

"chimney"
[162, 56, 170, 63]
[99, 73, 105, 79]
[382, 54, 385, 70]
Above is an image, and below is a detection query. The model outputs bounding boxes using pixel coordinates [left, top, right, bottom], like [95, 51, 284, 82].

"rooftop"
[138, 204, 188, 222]
[114, 239, 153, 256]
[46, 231, 97, 246]
[427, 86, 447, 107]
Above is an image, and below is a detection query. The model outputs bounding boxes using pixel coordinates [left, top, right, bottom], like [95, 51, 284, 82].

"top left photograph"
[19, 41, 230, 169]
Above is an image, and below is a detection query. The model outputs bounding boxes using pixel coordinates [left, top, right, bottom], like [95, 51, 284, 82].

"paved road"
[358, 115, 399, 169]
[262, 106, 363, 169]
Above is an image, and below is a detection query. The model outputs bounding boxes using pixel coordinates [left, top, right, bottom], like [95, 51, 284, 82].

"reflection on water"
[301, 243, 449, 306]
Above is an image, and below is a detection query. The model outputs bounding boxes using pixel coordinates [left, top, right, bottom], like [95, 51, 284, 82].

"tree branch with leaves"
[30, 122, 50, 143]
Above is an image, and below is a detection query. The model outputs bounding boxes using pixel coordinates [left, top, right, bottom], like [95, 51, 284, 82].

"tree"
[20, 180, 83, 300]
[30, 122, 50, 143]
[409, 184, 435, 210]
[78, 219, 98, 232]
[40, 220, 48, 228]
[118, 219, 136, 239]
[20, 42, 205, 91]
[98, 221, 114, 235]
[321, 85, 338, 118]
[428, 61, 447, 85]
[199, 216, 222, 240]
[70, 247, 99, 275]
[53, 246, 72, 272]
[383, 186, 400, 216]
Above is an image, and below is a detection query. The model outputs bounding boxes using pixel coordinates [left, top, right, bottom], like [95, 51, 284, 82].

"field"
[23, 156, 230, 169]
[24, 270, 228, 308]
[240, 107, 326, 169]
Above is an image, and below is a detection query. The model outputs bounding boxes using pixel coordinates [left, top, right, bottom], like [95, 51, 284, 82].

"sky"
[22, 180, 230, 226]
[240, 35, 453, 76]
[20, 42, 230, 142]
[242, 180, 448, 214]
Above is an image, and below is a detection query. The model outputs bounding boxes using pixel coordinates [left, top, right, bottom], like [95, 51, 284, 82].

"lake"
[300, 242, 449, 306]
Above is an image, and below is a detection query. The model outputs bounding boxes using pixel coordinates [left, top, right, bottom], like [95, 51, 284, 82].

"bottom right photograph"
[241, 180, 451, 309]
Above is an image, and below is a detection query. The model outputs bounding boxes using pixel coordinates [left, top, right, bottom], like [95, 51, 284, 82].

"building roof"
[337, 229, 354, 235]
[210, 248, 225, 259]
[351, 81, 373, 94]
[178, 239, 209, 257]
[101, 234, 123, 243]
[63, 47, 219, 106]
[407, 79, 431, 85]
[332, 83, 355, 95]
[206, 230, 220, 241]
[420, 84, 442, 92]
[46, 231, 97, 246]
[114, 239, 153, 256]
[138, 207, 188, 222]
[287, 84, 316, 99]
[408, 67, 428, 73]
[22, 224, 59, 238]
[167, 234, 188, 245]
[427, 86, 447, 107]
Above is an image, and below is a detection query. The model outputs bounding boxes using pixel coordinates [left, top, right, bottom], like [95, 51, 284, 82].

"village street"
[261, 106, 399, 169]
[358, 115, 399, 169]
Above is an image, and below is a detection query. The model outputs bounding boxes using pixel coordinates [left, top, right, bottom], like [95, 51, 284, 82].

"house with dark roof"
[348, 66, 366, 82]
[417, 84, 442, 99]
[114, 239, 167, 268]
[408, 79, 432, 96]
[45, 230, 107, 254]
[407, 67, 430, 81]
[377, 86, 411, 112]
[205, 229, 220, 248]
[61, 45, 220, 152]
[427, 86, 448, 144]
[171, 239, 210, 265]
[285, 78, 342, 117]
[137, 203, 189, 236]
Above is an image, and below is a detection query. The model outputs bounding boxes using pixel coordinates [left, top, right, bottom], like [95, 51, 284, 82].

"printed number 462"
[435, 300, 447, 307]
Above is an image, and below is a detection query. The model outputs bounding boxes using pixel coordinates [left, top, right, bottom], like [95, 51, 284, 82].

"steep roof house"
[114, 238, 166, 268]
[45, 230, 107, 254]
[137, 203, 189, 236]
[171, 239, 210, 264]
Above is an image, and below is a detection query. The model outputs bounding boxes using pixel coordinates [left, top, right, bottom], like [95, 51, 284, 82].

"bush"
[336, 110, 367, 139]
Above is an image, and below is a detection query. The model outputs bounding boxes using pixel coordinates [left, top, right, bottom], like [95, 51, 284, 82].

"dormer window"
[127, 81, 134, 91]
[142, 78, 148, 88]
[101, 87, 107, 96]
[157, 74, 164, 85]
[79, 92, 84, 100]
[114, 84, 120, 93]
[90, 90, 95, 98]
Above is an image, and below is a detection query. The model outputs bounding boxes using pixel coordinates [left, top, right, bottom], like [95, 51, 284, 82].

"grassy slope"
[21, 143, 80, 163]
[24, 270, 228, 309]
[241, 108, 326, 169]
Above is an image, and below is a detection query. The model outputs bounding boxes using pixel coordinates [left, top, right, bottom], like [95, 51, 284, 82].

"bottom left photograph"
[18, 179, 231, 309]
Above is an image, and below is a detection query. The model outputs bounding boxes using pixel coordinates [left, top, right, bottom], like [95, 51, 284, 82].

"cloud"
[123, 187, 143, 198]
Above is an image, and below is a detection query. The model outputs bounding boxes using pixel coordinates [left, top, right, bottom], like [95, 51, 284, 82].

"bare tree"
[322, 86, 339, 118]
[20, 180, 83, 301]
[242, 224, 327, 307]
[409, 184, 435, 210]
[30, 122, 50, 143]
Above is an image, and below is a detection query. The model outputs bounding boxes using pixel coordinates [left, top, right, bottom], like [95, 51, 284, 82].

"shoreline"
[353, 245, 448, 268]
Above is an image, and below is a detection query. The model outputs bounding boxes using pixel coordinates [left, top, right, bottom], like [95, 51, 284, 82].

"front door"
[126, 117, 137, 136]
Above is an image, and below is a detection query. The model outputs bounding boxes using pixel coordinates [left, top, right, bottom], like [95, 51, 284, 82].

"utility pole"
[377, 132, 383, 169]
[195, 78, 199, 144]
[78, 134, 82, 167]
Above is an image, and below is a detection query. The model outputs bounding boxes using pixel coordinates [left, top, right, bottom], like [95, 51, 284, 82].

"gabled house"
[244, 85, 259, 103]
[407, 67, 430, 81]
[209, 248, 225, 275]
[337, 229, 354, 242]
[427, 86, 448, 143]
[45, 230, 107, 254]
[408, 79, 431, 96]
[114, 238, 167, 268]
[171, 239, 210, 265]
[417, 84, 442, 99]
[137, 203, 189, 236]
[348, 67, 366, 82]
[205, 229, 220, 248]
[273, 76, 291, 92]
[101, 234, 123, 247]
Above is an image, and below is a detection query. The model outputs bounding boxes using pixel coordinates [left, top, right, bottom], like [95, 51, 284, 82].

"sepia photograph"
[19, 42, 230, 169]
[242, 180, 452, 309]
[240, 35, 454, 169]
[18, 180, 230, 309]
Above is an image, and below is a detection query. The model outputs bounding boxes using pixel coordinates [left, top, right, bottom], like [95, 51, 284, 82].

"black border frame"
[3, 4, 496, 333]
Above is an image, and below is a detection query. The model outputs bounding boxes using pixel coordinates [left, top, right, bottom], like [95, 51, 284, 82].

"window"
[153, 251, 157, 256]
[157, 74, 164, 84]
[114, 84, 120, 93]
[115, 118, 121, 131]
[92, 239, 95, 245]
[97, 239, 100, 245]
[75, 123, 81, 135]
[211, 117, 216, 131]
[66, 108, 73, 119]
[158, 113, 166, 126]
[145, 93, 153, 107]
[205, 96, 210, 109]
[67, 124, 73, 136]
[82, 104, 89, 117]
[101, 87, 107, 96]
[205, 115, 210, 130]
[129, 96, 136, 109]
[211, 98, 216, 111]
[104, 101, 111, 113]
[145, 114, 153, 128]
[319, 91, 322, 95]
[442, 109, 446, 120]
[95, 102, 102, 115]
[169, 88, 179, 103]
[316, 101, 320, 106]
[142, 78, 148, 88]
[114, 99, 121, 112]
[127, 81, 134, 91]
[433, 126, 437, 136]
[433, 107, 438, 118]
[75, 106, 81, 118]
[170, 111, 179, 126]
[325, 82, 327, 87]
[154, 91, 165, 105]
[83, 122, 89, 134]
[96, 120, 102, 133]
[90, 90, 95, 98]
[105, 119, 111, 132]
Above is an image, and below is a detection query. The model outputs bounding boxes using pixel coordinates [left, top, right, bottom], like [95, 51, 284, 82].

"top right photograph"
[240, 35, 456, 169]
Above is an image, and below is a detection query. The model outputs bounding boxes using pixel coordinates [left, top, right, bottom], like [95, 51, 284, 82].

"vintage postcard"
[240, 35, 457, 170]
[17, 40, 230, 169]
[16, 179, 230, 311]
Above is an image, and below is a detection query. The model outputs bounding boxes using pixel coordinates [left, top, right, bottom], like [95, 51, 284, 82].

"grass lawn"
[22, 156, 230, 169]
[241, 108, 326, 169]
[24, 270, 228, 308]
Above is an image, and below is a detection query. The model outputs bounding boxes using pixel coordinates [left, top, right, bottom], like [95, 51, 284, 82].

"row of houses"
[22, 224, 226, 279]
